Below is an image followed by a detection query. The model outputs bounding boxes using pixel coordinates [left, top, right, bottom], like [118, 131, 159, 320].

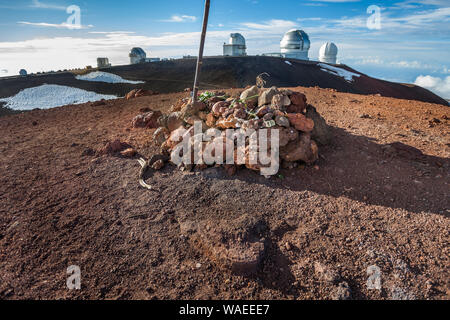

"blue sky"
[0, 0, 449, 98]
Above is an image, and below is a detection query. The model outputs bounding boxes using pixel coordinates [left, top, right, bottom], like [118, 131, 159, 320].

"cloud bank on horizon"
[0, 0, 449, 98]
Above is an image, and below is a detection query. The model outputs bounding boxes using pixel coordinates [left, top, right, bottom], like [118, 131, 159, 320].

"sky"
[0, 0, 449, 98]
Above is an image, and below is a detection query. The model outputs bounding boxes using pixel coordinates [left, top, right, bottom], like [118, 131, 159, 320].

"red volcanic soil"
[0, 87, 448, 300]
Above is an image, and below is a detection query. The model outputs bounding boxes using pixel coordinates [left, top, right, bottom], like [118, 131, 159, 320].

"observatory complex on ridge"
[126, 29, 339, 66]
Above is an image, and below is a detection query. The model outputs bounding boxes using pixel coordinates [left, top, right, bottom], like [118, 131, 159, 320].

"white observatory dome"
[319, 42, 338, 64]
[129, 47, 147, 64]
[280, 29, 310, 60]
[223, 33, 247, 57]
[229, 33, 246, 46]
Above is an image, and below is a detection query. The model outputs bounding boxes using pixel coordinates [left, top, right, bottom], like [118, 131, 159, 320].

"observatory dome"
[223, 33, 247, 57]
[129, 47, 147, 64]
[319, 42, 338, 64]
[280, 29, 310, 60]
[229, 33, 246, 46]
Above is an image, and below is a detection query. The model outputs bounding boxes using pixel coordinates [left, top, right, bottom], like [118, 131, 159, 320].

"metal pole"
[192, 0, 210, 102]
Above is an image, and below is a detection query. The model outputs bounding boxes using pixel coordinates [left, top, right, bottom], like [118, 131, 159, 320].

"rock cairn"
[131, 85, 331, 175]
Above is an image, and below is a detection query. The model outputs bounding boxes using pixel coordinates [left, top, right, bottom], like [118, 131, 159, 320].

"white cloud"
[414, 75, 450, 98]
[240, 19, 298, 31]
[18, 21, 93, 30]
[162, 15, 197, 23]
[30, 0, 66, 10]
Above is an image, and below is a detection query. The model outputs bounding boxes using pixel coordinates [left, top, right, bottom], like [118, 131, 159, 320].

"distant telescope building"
[19, 69, 27, 76]
[129, 47, 160, 64]
[97, 57, 111, 68]
[280, 29, 310, 60]
[319, 42, 338, 64]
[223, 33, 247, 57]
[129, 47, 147, 64]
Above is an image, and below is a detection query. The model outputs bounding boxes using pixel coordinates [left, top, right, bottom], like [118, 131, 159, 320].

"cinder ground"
[0, 87, 448, 300]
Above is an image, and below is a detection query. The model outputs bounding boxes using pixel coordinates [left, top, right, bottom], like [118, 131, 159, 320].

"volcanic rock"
[258, 86, 280, 107]
[275, 115, 290, 128]
[306, 105, 332, 145]
[280, 133, 318, 164]
[287, 113, 314, 132]
[132, 111, 162, 129]
[240, 85, 259, 108]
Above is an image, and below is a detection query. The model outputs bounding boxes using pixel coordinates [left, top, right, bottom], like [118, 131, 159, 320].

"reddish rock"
[211, 101, 229, 117]
[206, 113, 216, 127]
[100, 139, 131, 155]
[181, 101, 206, 118]
[287, 113, 314, 132]
[256, 105, 272, 118]
[120, 148, 136, 157]
[134, 89, 154, 98]
[126, 89, 138, 100]
[216, 115, 238, 129]
[280, 133, 318, 164]
[289, 92, 307, 107]
[167, 112, 184, 132]
[132, 111, 163, 129]
[233, 108, 247, 119]
[153, 127, 170, 146]
[272, 94, 291, 109]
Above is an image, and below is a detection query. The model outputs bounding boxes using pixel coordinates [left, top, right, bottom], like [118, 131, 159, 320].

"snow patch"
[76, 71, 144, 84]
[285, 61, 292, 66]
[318, 63, 361, 82]
[0, 84, 117, 110]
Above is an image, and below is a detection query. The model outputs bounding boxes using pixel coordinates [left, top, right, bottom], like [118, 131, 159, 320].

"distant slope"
[0, 56, 447, 106]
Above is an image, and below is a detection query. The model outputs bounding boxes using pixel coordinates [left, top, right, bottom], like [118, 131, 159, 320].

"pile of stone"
[132, 85, 331, 176]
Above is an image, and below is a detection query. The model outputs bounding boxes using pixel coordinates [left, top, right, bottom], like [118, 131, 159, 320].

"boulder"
[167, 112, 184, 132]
[258, 86, 279, 107]
[240, 85, 260, 108]
[181, 101, 206, 118]
[120, 148, 136, 157]
[272, 94, 291, 109]
[306, 105, 332, 145]
[280, 133, 318, 164]
[135, 89, 154, 98]
[206, 113, 216, 127]
[211, 101, 229, 117]
[275, 115, 290, 128]
[133, 111, 162, 129]
[287, 113, 314, 132]
[100, 139, 131, 155]
[256, 105, 272, 118]
[289, 92, 307, 107]
[153, 127, 170, 146]
[125, 89, 138, 100]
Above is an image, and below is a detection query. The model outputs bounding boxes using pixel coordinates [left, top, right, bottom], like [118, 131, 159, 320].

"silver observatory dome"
[280, 29, 311, 60]
[129, 47, 147, 64]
